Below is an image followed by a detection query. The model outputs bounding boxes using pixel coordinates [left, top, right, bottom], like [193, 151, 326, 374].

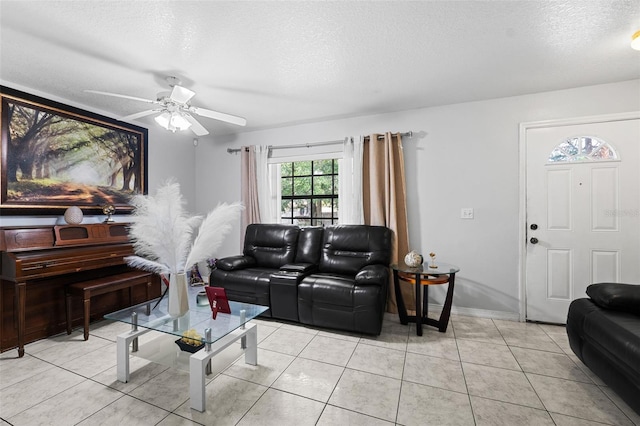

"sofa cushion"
[586, 283, 640, 315]
[319, 225, 391, 275]
[299, 273, 356, 307]
[209, 267, 272, 306]
[295, 226, 323, 264]
[243, 224, 299, 268]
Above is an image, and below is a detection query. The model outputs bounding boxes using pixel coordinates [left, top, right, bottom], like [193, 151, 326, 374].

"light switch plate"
[461, 208, 474, 219]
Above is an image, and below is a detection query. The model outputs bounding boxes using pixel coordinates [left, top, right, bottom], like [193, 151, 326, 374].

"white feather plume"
[184, 202, 244, 270]
[124, 256, 170, 275]
[126, 180, 242, 275]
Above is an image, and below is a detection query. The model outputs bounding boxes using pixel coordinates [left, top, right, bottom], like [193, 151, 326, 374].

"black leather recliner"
[567, 283, 640, 415]
[210, 224, 391, 335]
[209, 224, 299, 307]
[297, 225, 391, 335]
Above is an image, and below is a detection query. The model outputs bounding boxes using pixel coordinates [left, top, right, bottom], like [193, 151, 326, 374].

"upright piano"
[0, 223, 160, 357]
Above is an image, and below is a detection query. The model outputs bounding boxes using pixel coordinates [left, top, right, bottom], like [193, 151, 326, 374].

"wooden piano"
[0, 223, 160, 357]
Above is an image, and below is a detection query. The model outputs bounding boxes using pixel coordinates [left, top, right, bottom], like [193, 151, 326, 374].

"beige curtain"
[240, 146, 260, 240]
[363, 132, 413, 313]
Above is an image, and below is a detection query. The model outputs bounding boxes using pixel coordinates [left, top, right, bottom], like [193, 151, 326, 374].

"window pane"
[281, 162, 293, 177]
[293, 199, 310, 218]
[313, 175, 333, 195]
[293, 176, 311, 195]
[281, 199, 292, 218]
[314, 159, 333, 175]
[282, 177, 292, 196]
[592, 145, 616, 160]
[321, 199, 333, 218]
[294, 161, 312, 176]
[311, 200, 320, 218]
[280, 158, 339, 226]
[548, 136, 618, 163]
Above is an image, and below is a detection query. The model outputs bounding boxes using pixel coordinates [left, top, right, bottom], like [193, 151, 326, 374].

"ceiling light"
[154, 111, 171, 129]
[632, 30, 640, 51]
[170, 112, 191, 130]
[154, 110, 192, 132]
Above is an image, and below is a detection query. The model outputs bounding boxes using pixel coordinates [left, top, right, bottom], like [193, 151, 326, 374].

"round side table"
[391, 261, 460, 336]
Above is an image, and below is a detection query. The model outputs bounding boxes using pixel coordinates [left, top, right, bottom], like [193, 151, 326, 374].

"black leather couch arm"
[280, 263, 318, 274]
[216, 255, 257, 271]
[355, 264, 389, 286]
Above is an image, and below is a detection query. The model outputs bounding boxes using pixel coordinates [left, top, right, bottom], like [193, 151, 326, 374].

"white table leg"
[245, 324, 257, 365]
[188, 323, 258, 412]
[190, 350, 207, 411]
[116, 328, 151, 383]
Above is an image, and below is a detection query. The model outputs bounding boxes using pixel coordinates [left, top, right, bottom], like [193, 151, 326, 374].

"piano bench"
[65, 271, 154, 340]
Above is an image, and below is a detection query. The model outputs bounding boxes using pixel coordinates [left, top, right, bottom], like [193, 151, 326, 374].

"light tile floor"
[1, 313, 639, 426]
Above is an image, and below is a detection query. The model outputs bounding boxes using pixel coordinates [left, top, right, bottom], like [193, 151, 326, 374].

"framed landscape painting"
[0, 86, 148, 215]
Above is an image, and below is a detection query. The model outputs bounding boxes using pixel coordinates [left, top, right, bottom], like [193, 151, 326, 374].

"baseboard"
[428, 303, 521, 322]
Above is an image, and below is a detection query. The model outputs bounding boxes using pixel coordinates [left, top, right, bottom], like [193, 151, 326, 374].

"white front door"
[525, 115, 640, 324]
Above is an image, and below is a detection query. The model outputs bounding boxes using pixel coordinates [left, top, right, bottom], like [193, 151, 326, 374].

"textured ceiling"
[1, 1, 639, 136]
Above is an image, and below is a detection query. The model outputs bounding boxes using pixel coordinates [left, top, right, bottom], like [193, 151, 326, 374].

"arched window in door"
[548, 136, 618, 163]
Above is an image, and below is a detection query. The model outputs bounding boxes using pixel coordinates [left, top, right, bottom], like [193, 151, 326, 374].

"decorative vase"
[168, 272, 189, 318]
[64, 206, 83, 224]
[404, 250, 424, 268]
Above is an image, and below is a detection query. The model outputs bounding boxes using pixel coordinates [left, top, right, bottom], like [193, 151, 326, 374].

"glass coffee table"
[105, 285, 268, 412]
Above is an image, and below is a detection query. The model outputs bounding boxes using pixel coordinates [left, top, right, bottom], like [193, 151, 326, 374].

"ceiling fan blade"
[84, 90, 158, 104]
[122, 109, 161, 121]
[189, 106, 247, 127]
[170, 85, 195, 104]
[183, 113, 210, 136]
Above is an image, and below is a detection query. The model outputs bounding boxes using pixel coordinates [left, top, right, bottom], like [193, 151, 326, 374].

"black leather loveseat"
[210, 224, 391, 335]
[566, 283, 640, 414]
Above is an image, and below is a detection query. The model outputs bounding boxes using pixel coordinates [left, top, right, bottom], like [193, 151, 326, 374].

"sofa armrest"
[586, 283, 640, 315]
[216, 255, 257, 271]
[355, 264, 389, 286]
[280, 263, 318, 274]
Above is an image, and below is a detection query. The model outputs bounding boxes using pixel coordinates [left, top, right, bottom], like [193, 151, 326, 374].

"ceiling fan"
[85, 76, 246, 136]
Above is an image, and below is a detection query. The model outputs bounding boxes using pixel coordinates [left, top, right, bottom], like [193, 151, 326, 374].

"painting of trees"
[1, 92, 147, 211]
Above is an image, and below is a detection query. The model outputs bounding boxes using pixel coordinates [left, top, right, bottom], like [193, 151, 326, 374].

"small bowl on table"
[175, 338, 205, 353]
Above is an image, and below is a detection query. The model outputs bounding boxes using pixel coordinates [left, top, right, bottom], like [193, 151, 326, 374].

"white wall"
[195, 79, 640, 319]
[0, 82, 198, 228]
[3, 80, 638, 318]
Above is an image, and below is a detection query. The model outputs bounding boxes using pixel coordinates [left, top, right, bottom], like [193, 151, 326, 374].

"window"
[548, 136, 618, 163]
[280, 159, 339, 226]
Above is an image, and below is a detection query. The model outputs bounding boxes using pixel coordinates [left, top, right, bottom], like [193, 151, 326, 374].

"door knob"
[530, 224, 538, 230]
[530, 237, 539, 244]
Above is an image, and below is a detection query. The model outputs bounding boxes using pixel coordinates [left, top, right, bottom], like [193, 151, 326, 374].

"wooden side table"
[391, 262, 460, 336]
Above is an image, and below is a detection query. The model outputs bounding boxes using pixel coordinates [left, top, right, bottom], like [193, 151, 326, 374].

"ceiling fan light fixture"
[170, 112, 192, 131]
[87, 76, 246, 135]
[632, 30, 640, 51]
[154, 110, 192, 132]
[154, 111, 171, 129]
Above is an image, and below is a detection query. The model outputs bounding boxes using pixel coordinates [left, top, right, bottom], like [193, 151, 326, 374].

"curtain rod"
[226, 131, 412, 154]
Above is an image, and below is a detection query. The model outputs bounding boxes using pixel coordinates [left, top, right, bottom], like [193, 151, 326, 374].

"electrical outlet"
[461, 208, 474, 219]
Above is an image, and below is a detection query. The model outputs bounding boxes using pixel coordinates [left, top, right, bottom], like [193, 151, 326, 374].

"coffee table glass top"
[105, 285, 268, 344]
[391, 262, 460, 275]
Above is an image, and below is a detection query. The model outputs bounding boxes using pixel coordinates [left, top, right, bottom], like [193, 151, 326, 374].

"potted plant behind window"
[125, 181, 242, 317]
